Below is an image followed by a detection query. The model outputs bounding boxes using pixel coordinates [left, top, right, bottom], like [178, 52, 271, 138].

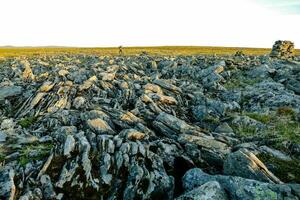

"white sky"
[0, 0, 299, 48]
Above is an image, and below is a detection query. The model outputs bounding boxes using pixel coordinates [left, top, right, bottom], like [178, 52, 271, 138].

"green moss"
[19, 143, 53, 167]
[271, 120, 300, 144]
[18, 116, 37, 128]
[232, 124, 257, 137]
[223, 77, 263, 90]
[0, 153, 5, 163]
[244, 112, 271, 124]
[19, 157, 30, 166]
[203, 115, 220, 124]
[258, 153, 300, 183]
[232, 111, 300, 146]
[223, 79, 243, 89]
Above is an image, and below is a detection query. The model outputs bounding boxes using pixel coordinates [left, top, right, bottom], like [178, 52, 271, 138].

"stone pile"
[270, 40, 295, 59]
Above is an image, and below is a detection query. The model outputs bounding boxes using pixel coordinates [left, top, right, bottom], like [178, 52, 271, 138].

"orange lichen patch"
[144, 83, 163, 94]
[87, 118, 114, 134]
[30, 92, 46, 108]
[39, 81, 55, 92]
[214, 66, 224, 74]
[58, 69, 69, 76]
[47, 97, 68, 113]
[120, 112, 143, 124]
[127, 130, 145, 141]
[79, 76, 97, 91]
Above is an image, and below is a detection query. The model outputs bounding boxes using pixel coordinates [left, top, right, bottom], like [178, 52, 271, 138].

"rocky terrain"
[0, 41, 300, 199]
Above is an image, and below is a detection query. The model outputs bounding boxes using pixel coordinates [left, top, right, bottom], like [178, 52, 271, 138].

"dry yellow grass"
[0, 46, 299, 57]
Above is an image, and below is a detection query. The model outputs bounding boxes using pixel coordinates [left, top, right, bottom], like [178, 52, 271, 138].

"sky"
[0, 0, 299, 48]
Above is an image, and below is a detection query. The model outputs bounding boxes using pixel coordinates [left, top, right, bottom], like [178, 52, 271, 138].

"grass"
[224, 77, 263, 89]
[18, 116, 37, 128]
[1, 46, 299, 58]
[233, 124, 258, 137]
[258, 153, 300, 183]
[244, 112, 271, 124]
[19, 143, 53, 166]
[233, 109, 300, 145]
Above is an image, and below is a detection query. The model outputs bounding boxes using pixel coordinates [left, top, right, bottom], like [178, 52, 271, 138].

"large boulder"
[175, 181, 228, 200]
[223, 150, 282, 183]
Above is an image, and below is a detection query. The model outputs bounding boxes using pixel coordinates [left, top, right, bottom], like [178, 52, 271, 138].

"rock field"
[1, 41, 300, 199]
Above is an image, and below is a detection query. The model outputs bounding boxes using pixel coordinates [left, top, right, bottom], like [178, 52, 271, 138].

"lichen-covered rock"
[176, 181, 228, 200]
[182, 168, 300, 200]
[223, 150, 282, 183]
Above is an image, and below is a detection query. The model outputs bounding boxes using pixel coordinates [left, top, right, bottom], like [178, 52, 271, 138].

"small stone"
[122, 129, 145, 141]
[17, 135, 39, 144]
[1, 119, 15, 130]
[0, 131, 7, 142]
[73, 96, 86, 109]
[39, 81, 55, 92]
[100, 72, 115, 81]
[22, 60, 34, 80]
[63, 135, 75, 157]
[58, 69, 69, 76]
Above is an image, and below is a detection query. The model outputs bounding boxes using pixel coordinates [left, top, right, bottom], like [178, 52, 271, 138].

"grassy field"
[0, 46, 300, 57]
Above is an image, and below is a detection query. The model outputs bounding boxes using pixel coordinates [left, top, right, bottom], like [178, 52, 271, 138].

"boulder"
[223, 150, 282, 183]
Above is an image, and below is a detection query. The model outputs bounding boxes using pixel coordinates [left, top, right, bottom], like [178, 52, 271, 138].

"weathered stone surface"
[0, 167, 16, 200]
[176, 181, 228, 200]
[182, 168, 300, 200]
[0, 86, 23, 100]
[223, 150, 282, 183]
[87, 118, 115, 134]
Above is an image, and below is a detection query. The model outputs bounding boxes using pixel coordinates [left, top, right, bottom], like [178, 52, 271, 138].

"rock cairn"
[270, 40, 295, 59]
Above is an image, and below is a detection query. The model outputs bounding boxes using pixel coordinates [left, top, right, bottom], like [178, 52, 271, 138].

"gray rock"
[63, 134, 75, 157]
[40, 175, 57, 199]
[154, 112, 191, 134]
[87, 118, 115, 135]
[1, 119, 15, 130]
[182, 168, 300, 200]
[246, 64, 275, 79]
[0, 167, 16, 200]
[0, 86, 22, 100]
[73, 96, 86, 109]
[0, 131, 7, 142]
[259, 146, 292, 161]
[176, 181, 228, 200]
[214, 123, 234, 135]
[224, 150, 282, 183]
